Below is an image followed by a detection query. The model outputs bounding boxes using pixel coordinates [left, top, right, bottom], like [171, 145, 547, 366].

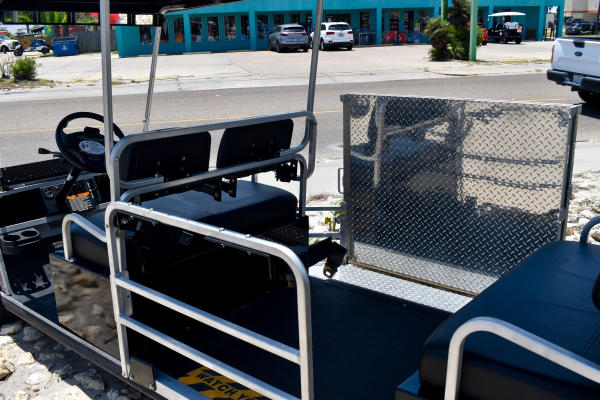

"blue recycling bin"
[51, 36, 78, 56]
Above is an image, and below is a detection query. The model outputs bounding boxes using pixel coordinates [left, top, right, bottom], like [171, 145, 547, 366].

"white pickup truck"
[0, 35, 23, 56]
[547, 37, 600, 105]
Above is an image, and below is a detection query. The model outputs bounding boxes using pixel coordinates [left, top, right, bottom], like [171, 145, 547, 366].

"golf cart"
[1, 1, 600, 400]
[487, 11, 525, 44]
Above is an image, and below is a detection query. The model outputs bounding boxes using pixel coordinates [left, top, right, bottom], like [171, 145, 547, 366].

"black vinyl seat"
[71, 180, 297, 270]
[69, 120, 298, 271]
[419, 241, 600, 400]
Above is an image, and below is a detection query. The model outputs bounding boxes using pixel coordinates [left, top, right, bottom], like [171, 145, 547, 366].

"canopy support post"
[469, 0, 479, 61]
[100, 0, 116, 200]
[305, 0, 324, 178]
[143, 24, 162, 133]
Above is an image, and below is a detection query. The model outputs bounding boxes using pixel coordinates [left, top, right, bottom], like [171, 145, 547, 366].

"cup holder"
[1, 228, 42, 256]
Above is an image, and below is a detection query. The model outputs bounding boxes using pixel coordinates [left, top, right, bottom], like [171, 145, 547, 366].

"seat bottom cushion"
[419, 241, 600, 400]
[70, 181, 297, 270]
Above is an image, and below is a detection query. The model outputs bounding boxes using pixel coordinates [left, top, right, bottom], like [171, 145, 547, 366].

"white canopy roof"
[489, 11, 527, 17]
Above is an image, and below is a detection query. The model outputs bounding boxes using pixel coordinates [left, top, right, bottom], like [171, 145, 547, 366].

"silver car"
[269, 24, 309, 53]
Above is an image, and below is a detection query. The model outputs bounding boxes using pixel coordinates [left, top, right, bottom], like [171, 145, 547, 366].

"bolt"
[149, 383, 156, 390]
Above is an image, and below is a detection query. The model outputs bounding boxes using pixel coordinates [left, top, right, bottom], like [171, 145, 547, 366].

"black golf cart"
[1, 1, 600, 400]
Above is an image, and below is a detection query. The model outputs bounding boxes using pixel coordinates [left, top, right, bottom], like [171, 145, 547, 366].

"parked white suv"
[0, 35, 23, 56]
[310, 22, 353, 51]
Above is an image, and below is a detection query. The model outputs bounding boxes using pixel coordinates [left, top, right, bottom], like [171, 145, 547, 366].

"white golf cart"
[0, 1, 599, 399]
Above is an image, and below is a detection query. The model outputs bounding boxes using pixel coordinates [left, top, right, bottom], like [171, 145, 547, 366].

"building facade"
[116, 0, 565, 57]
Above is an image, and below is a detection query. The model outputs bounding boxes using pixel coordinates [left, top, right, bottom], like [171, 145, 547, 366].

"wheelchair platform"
[139, 277, 448, 400]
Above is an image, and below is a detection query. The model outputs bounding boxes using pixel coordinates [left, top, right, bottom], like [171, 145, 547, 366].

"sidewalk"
[10, 41, 553, 101]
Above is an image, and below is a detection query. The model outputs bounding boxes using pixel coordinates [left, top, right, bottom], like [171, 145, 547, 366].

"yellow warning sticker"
[178, 366, 269, 400]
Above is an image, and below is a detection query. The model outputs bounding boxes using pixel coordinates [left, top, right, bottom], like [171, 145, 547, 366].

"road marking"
[0, 110, 342, 136]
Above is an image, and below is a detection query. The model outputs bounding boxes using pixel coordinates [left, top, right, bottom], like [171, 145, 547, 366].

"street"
[1, 73, 599, 168]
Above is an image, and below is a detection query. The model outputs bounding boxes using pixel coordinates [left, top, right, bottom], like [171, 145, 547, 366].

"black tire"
[308, 38, 313, 49]
[503, 36, 509, 44]
[347, 45, 353, 50]
[515, 38, 522, 44]
[1, 46, 7, 54]
[275, 41, 281, 53]
[319, 39, 325, 51]
[14, 47, 23, 57]
[578, 90, 600, 105]
[482, 41, 488, 45]
[302, 46, 309, 52]
[41, 47, 49, 54]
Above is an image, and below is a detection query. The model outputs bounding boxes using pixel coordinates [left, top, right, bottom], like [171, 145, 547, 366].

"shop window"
[382, 11, 385, 32]
[191, 16, 202, 42]
[360, 12, 371, 30]
[274, 14, 285, 28]
[160, 18, 169, 43]
[390, 11, 400, 33]
[139, 26, 152, 45]
[225, 16, 236, 40]
[418, 11, 429, 32]
[290, 14, 301, 24]
[135, 15, 153, 25]
[241, 15, 249, 40]
[257, 14, 268, 39]
[404, 11, 415, 33]
[174, 17, 184, 42]
[208, 16, 220, 41]
[328, 14, 351, 24]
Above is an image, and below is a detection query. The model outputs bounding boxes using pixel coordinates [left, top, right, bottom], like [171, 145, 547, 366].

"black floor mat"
[141, 278, 448, 400]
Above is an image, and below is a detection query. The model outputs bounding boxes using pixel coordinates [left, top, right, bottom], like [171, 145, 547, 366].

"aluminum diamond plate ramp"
[341, 95, 580, 295]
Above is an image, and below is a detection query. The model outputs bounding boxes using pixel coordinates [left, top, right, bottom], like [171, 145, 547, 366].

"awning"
[488, 12, 527, 17]
[0, 0, 241, 14]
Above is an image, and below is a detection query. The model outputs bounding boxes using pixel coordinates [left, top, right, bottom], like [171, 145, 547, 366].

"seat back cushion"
[119, 132, 211, 183]
[216, 119, 293, 168]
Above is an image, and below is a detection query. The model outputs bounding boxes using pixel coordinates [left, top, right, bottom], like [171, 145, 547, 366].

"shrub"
[0, 54, 16, 79]
[12, 57, 37, 81]
[424, 17, 451, 59]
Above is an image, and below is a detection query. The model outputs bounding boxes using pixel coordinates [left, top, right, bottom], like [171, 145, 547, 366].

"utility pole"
[469, 0, 479, 61]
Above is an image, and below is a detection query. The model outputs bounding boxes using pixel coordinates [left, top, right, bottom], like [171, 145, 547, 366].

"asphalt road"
[1, 73, 598, 167]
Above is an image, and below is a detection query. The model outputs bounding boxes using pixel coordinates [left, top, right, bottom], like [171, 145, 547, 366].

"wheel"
[503, 36, 509, 44]
[482, 41, 488, 45]
[302, 46, 309, 52]
[515, 38, 522, 44]
[308, 38, 313, 49]
[275, 41, 282, 53]
[14, 47, 23, 57]
[578, 90, 600, 106]
[41, 47, 49, 54]
[1, 46, 7, 54]
[319, 39, 325, 51]
[347, 45, 353, 50]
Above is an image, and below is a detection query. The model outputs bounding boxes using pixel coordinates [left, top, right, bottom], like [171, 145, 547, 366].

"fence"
[75, 30, 118, 53]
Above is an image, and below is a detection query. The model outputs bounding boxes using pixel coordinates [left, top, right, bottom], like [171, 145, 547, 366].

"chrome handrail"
[62, 213, 107, 262]
[105, 202, 314, 400]
[444, 316, 600, 400]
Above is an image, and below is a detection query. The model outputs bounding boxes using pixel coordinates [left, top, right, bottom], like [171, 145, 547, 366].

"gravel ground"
[0, 172, 598, 399]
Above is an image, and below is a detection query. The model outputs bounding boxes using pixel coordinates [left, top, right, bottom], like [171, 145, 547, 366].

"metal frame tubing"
[305, 0, 324, 177]
[105, 202, 314, 400]
[99, 0, 115, 201]
[62, 214, 107, 262]
[0, 250, 12, 296]
[444, 316, 600, 400]
[143, 24, 161, 133]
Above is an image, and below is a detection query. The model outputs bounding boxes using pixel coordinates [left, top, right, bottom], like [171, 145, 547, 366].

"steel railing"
[105, 202, 314, 400]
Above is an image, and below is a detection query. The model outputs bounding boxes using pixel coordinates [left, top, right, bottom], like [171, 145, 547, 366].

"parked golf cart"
[1, 0, 600, 399]
[487, 11, 525, 44]
[27, 39, 51, 54]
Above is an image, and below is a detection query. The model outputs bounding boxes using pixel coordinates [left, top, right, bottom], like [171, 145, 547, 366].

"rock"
[71, 273, 98, 287]
[73, 369, 105, 391]
[81, 325, 102, 341]
[38, 353, 65, 361]
[30, 385, 40, 392]
[91, 304, 104, 316]
[0, 336, 14, 345]
[58, 312, 75, 324]
[22, 326, 44, 342]
[26, 370, 50, 386]
[104, 315, 116, 329]
[0, 363, 12, 380]
[592, 232, 600, 243]
[53, 365, 72, 377]
[567, 214, 579, 223]
[0, 321, 23, 335]
[32, 397, 44, 400]
[53, 343, 66, 352]
[127, 391, 142, 400]
[33, 340, 50, 351]
[14, 390, 29, 400]
[16, 352, 35, 365]
[566, 227, 575, 236]
[106, 389, 121, 400]
[581, 210, 598, 220]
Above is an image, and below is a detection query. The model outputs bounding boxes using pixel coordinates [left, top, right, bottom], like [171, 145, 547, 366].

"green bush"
[424, 17, 451, 59]
[12, 57, 37, 81]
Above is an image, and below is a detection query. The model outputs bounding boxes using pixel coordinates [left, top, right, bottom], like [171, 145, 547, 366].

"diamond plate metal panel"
[341, 95, 580, 295]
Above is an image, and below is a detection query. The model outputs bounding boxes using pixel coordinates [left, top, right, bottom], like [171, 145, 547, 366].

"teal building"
[116, 0, 564, 57]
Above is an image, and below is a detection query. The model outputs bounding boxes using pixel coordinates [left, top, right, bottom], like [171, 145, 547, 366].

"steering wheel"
[55, 112, 124, 173]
